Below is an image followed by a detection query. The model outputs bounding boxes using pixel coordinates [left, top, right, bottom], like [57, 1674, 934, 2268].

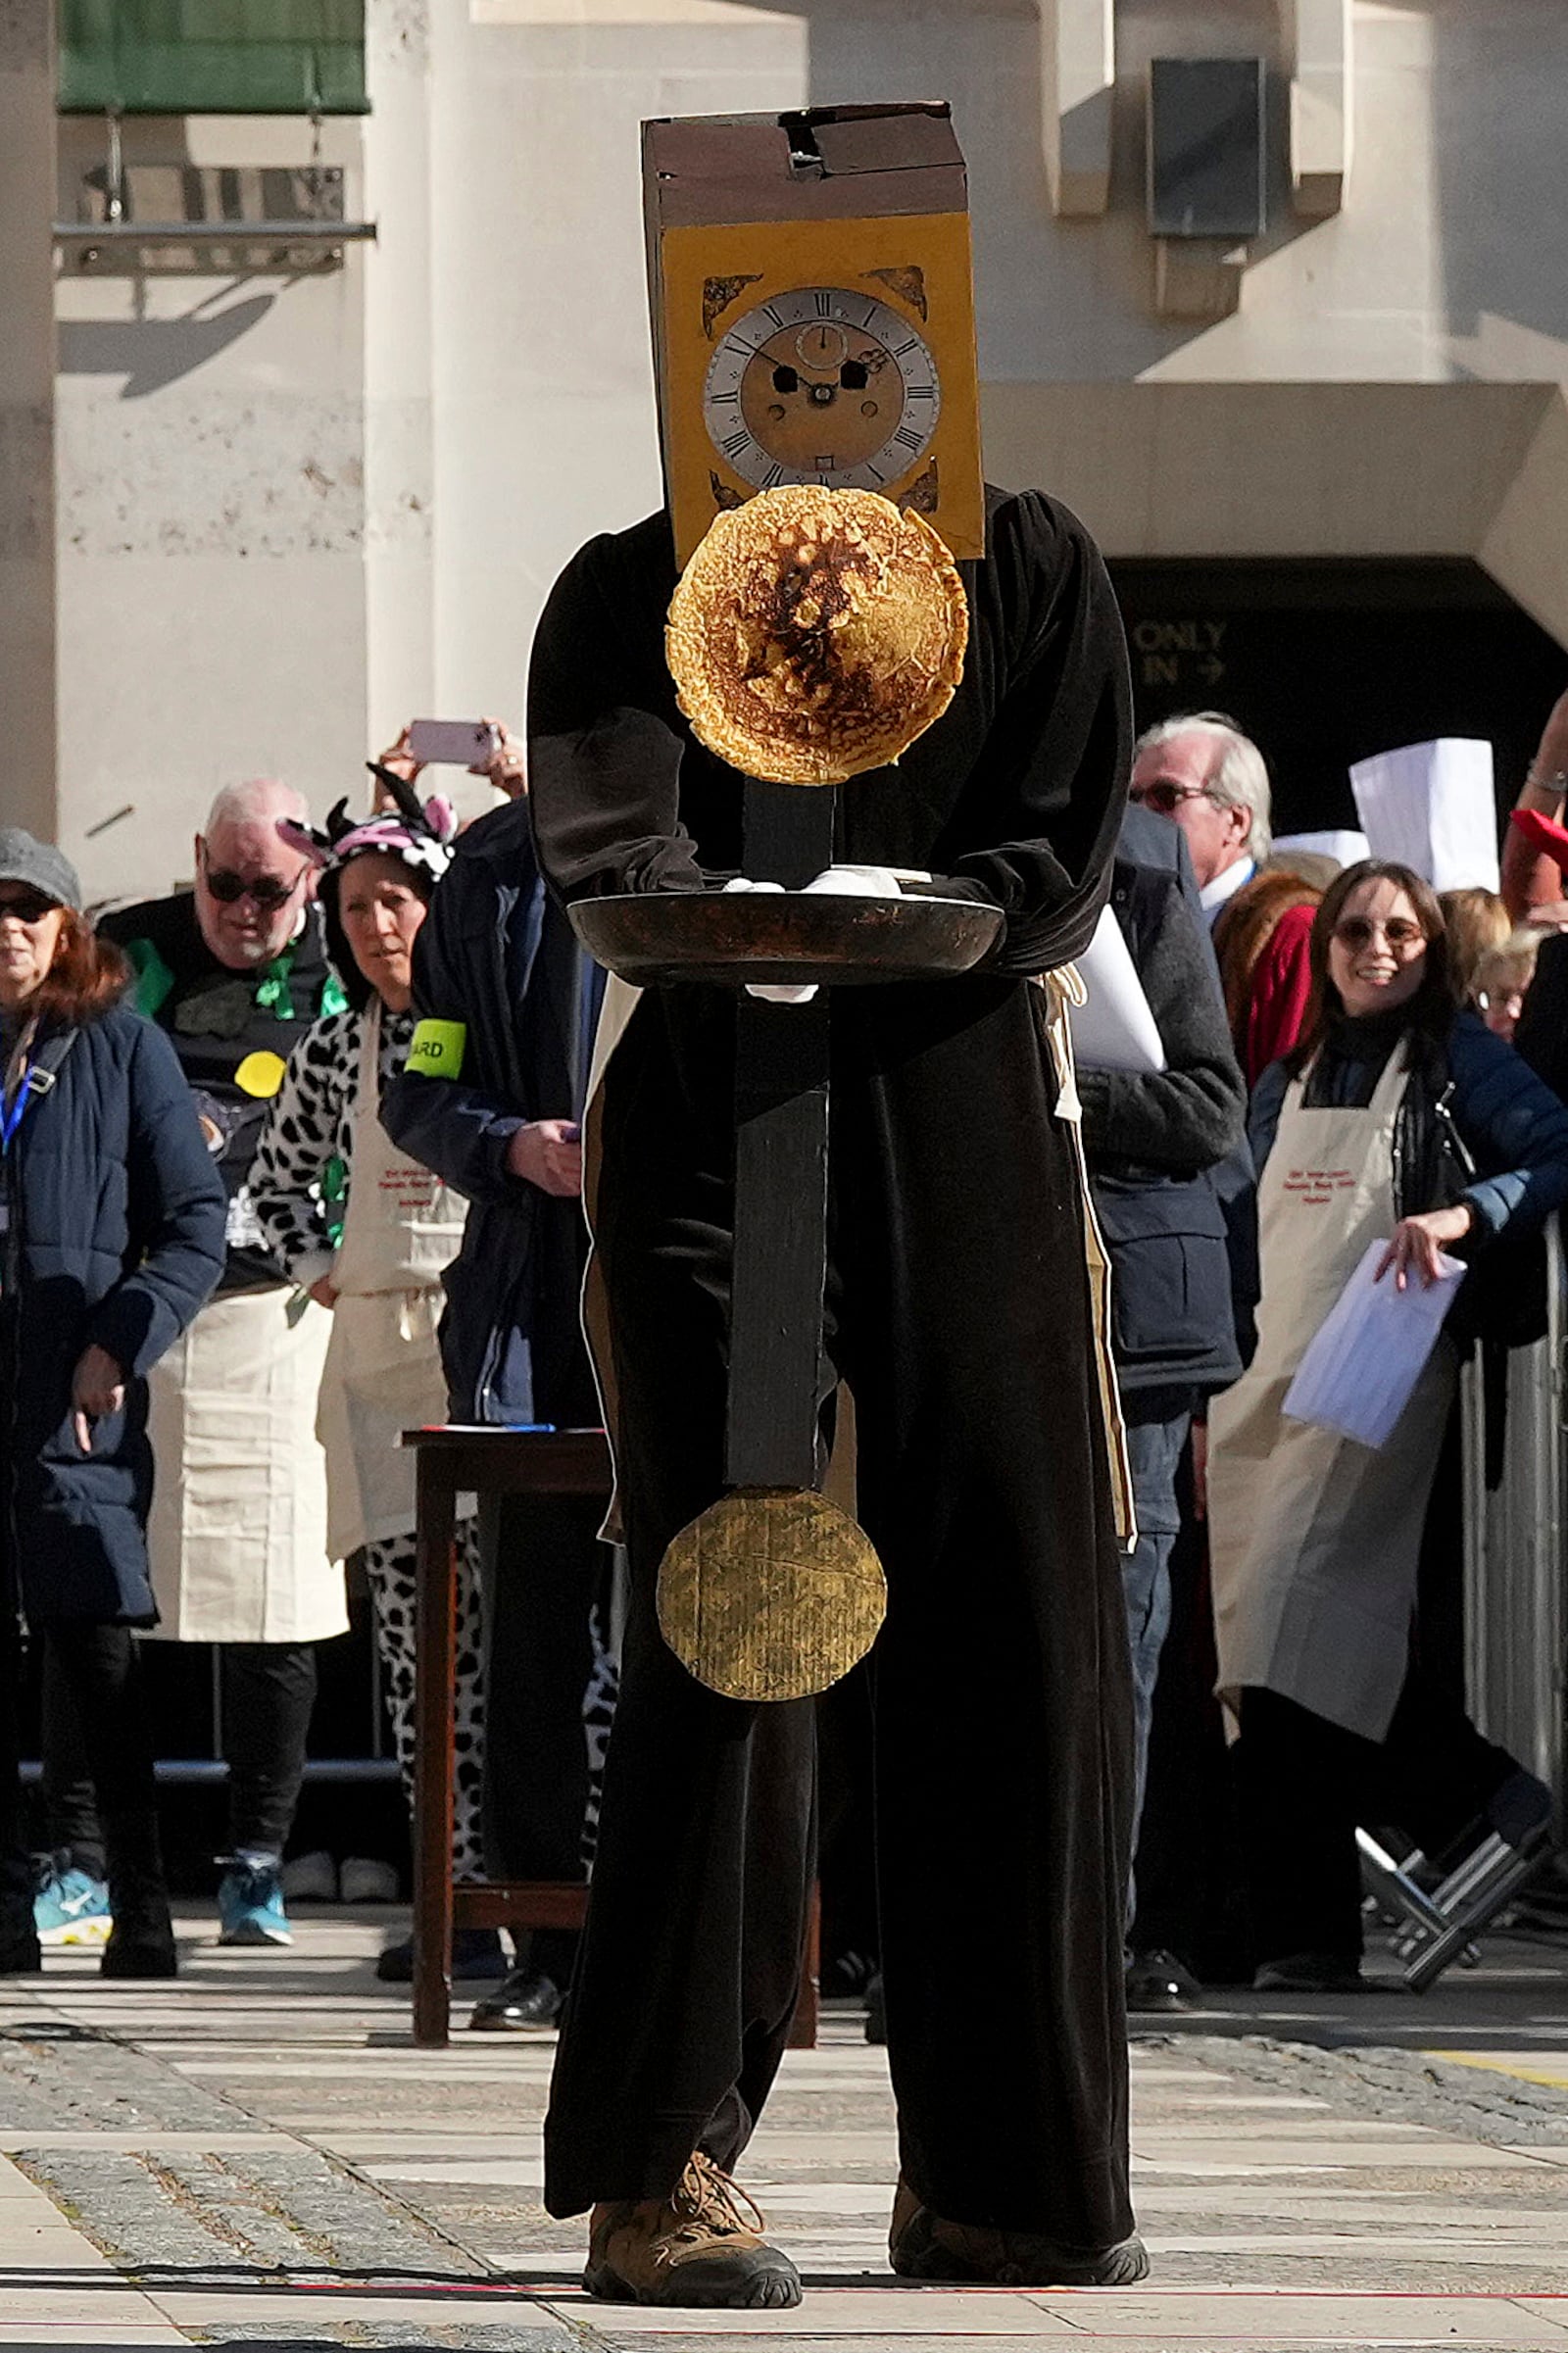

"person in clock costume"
[527, 484, 1144, 2305]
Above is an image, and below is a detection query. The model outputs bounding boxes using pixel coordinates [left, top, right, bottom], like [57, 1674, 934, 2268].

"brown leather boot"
[585, 2151, 803, 2309]
[889, 2177, 1149, 2286]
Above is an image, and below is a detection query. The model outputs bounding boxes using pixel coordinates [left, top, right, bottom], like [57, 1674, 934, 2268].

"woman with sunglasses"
[1206, 858, 1568, 1991]
[0, 829, 225, 1977]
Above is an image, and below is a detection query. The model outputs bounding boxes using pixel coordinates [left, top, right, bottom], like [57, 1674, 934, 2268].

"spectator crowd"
[3, 677, 1568, 2019]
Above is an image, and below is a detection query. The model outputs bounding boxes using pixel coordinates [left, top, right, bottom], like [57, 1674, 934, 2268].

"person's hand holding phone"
[474, 717, 526, 800]
[506, 1118, 582, 1197]
[372, 726, 426, 808]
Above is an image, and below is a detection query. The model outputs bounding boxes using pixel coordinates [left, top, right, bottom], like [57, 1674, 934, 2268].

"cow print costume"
[252, 1005, 487, 1881]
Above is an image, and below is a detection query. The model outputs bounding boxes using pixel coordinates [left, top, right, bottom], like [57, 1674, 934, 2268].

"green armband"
[407, 1018, 466, 1080]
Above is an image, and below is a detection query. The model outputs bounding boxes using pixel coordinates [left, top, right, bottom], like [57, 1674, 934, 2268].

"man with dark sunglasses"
[1127, 712, 1272, 927]
[34, 781, 351, 1955]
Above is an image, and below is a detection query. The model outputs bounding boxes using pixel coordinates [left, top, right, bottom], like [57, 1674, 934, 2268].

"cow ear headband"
[276, 767, 459, 883]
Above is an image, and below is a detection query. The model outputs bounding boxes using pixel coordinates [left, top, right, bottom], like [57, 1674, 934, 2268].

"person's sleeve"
[1500, 817, 1562, 925]
[1213, 1137, 1260, 1371]
[528, 533, 704, 903]
[87, 1019, 227, 1379]
[1078, 874, 1247, 1170]
[1244, 903, 1317, 1087]
[249, 1021, 341, 1290]
[381, 865, 533, 1204]
[1247, 1059, 1290, 1179]
[938, 493, 1132, 978]
[1449, 1018, 1568, 1243]
[382, 1062, 525, 1206]
[1513, 933, 1568, 1101]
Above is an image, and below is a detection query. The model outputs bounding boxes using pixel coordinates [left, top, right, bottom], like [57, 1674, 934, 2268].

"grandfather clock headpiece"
[643, 101, 984, 568]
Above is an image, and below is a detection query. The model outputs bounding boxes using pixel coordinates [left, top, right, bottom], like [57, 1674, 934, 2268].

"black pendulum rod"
[724, 779, 837, 1491]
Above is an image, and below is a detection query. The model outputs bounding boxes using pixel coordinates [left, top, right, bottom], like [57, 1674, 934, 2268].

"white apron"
[1207, 1044, 1458, 1743]
[315, 1003, 469, 1561]
[146, 1287, 341, 1643]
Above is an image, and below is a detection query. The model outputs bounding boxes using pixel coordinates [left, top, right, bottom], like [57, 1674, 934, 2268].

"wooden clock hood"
[643, 101, 985, 566]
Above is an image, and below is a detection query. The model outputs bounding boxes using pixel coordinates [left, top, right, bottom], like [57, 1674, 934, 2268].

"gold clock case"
[644, 105, 985, 569]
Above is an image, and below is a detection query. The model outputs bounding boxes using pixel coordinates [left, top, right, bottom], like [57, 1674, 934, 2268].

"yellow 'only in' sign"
[407, 1018, 466, 1080]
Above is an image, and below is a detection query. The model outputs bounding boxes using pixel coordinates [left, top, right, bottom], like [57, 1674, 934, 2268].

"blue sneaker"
[33, 1857, 113, 1948]
[216, 1853, 293, 1947]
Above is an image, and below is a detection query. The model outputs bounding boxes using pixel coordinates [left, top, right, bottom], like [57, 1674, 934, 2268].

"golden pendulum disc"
[657, 1489, 887, 1702]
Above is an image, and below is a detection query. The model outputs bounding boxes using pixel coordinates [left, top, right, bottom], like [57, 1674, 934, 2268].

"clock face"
[703, 286, 942, 495]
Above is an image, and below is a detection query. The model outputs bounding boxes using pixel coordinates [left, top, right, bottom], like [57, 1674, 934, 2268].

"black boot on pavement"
[889, 2179, 1149, 2286]
[468, 1965, 563, 2032]
[585, 2151, 803, 2308]
[1252, 1950, 1363, 1993]
[375, 1927, 507, 1984]
[100, 1804, 177, 1979]
[0, 1895, 40, 1976]
[1126, 1948, 1203, 2013]
[101, 1872, 177, 1979]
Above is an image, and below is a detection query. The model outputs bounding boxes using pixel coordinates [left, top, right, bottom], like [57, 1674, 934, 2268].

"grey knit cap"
[0, 828, 81, 910]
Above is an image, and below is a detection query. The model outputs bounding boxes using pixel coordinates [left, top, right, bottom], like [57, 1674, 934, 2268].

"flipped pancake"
[665, 486, 968, 786]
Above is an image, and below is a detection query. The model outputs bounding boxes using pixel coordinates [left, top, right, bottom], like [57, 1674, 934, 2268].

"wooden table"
[404, 1421, 820, 2052]
[404, 1426, 609, 2047]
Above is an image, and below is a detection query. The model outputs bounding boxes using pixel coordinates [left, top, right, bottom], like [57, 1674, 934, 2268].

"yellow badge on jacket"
[233, 1050, 288, 1099]
[408, 1019, 466, 1081]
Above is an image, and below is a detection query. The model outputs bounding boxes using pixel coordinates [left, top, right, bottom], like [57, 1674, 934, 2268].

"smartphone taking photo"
[407, 719, 503, 771]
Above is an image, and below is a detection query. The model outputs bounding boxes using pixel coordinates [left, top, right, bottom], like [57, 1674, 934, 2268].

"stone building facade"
[5, 0, 1566, 895]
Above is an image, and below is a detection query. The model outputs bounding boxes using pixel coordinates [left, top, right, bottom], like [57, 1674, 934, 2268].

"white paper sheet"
[1282, 1238, 1466, 1449]
[1348, 739, 1500, 892]
[1274, 829, 1371, 870]
[1068, 904, 1167, 1074]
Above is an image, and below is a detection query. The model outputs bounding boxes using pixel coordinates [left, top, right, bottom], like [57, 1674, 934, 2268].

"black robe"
[528, 486, 1138, 2249]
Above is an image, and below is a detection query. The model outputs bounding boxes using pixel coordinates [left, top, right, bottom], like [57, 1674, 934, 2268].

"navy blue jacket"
[1081, 832, 1249, 1407]
[380, 800, 597, 1425]
[1250, 1009, 1568, 1243]
[2, 999, 226, 1623]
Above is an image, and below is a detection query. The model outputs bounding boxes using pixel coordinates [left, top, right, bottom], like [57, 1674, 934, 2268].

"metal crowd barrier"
[1461, 1216, 1568, 1812]
[1358, 1220, 1566, 1989]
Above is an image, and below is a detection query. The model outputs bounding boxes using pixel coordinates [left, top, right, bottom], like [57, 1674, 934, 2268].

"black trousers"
[479, 1492, 601, 1984]
[1237, 1673, 1518, 1966]
[43, 1639, 317, 1866]
[544, 983, 1135, 2247]
[816, 1663, 879, 1980]
[4, 1619, 166, 1908]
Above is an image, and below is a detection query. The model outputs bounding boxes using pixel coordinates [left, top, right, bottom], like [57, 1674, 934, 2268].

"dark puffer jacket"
[1082, 853, 1249, 1406]
[1, 999, 226, 1623]
[1250, 1009, 1568, 1243]
[379, 799, 598, 1427]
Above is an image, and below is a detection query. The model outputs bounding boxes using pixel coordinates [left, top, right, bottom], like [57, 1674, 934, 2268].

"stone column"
[0, 0, 57, 842]
[364, 0, 436, 764]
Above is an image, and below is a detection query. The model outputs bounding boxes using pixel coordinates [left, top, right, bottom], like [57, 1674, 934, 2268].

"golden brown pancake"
[665, 486, 968, 786]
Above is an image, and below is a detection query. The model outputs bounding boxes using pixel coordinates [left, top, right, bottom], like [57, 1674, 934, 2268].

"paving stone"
[0, 2019, 263, 2134]
[180, 2328, 581, 2349]
[12, 1921, 1568, 2348]
[1158, 2031, 1568, 2149]
[13, 2143, 486, 2281]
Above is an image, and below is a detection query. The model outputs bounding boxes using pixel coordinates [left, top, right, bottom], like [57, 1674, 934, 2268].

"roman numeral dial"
[702, 286, 942, 495]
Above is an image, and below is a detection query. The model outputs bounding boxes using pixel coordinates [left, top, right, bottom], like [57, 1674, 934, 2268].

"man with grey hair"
[36, 783, 348, 1952]
[1128, 712, 1272, 924]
